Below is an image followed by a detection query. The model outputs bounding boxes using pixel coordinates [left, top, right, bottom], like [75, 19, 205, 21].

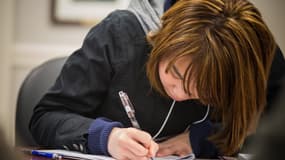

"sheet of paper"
[37, 149, 194, 160]
[154, 154, 195, 160]
[238, 153, 253, 160]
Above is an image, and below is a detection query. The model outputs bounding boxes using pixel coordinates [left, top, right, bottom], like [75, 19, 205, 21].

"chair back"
[15, 57, 67, 146]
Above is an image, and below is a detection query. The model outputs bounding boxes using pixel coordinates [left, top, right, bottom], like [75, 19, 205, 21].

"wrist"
[87, 117, 123, 155]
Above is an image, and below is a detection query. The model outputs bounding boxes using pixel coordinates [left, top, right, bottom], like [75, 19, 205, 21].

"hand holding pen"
[106, 91, 158, 160]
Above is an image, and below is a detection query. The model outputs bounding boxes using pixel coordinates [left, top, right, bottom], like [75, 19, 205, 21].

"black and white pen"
[118, 91, 157, 160]
[118, 91, 141, 129]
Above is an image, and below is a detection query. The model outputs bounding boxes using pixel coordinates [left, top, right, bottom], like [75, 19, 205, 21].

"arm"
[29, 11, 124, 153]
[30, 11, 158, 159]
[189, 120, 220, 158]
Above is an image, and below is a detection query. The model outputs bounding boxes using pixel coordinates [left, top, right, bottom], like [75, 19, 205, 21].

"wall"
[4, 0, 87, 146]
[250, 0, 285, 53]
[8, 0, 130, 146]
[0, 0, 284, 146]
[0, 0, 14, 145]
[14, 0, 285, 52]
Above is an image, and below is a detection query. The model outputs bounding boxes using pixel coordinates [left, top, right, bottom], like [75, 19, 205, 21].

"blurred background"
[0, 0, 284, 147]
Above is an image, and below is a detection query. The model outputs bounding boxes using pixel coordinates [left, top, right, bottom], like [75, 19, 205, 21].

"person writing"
[30, 0, 284, 159]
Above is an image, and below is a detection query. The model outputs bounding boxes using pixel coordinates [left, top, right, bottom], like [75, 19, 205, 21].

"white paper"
[238, 153, 253, 160]
[36, 149, 194, 160]
[153, 155, 194, 160]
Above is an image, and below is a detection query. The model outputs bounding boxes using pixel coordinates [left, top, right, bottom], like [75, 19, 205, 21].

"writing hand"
[108, 127, 158, 160]
[156, 131, 192, 157]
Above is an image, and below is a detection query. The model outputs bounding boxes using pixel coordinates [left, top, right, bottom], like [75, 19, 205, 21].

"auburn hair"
[146, 0, 276, 155]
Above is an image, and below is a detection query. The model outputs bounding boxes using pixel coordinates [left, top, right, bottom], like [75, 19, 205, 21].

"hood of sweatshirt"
[127, 0, 165, 34]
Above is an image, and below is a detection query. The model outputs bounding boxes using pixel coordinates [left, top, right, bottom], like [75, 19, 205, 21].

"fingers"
[157, 145, 191, 157]
[128, 128, 153, 148]
[126, 128, 158, 157]
[126, 136, 149, 156]
[156, 145, 172, 157]
[156, 139, 173, 157]
[108, 127, 158, 160]
[148, 140, 159, 157]
[156, 132, 192, 157]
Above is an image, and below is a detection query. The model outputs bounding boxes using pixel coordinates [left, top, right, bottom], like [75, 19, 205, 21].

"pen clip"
[119, 91, 135, 113]
[125, 94, 135, 111]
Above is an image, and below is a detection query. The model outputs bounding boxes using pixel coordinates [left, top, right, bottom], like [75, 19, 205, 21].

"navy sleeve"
[88, 117, 124, 155]
[189, 120, 219, 158]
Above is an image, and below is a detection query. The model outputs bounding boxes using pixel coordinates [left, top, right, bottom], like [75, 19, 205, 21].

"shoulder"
[80, 10, 148, 65]
[86, 10, 144, 40]
[107, 10, 138, 25]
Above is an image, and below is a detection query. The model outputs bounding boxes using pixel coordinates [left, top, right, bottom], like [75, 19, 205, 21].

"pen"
[119, 91, 155, 160]
[118, 91, 141, 129]
[22, 149, 62, 159]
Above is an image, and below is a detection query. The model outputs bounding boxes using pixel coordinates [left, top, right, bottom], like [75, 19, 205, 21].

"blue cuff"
[88, 117, 123, 155]
[190, 120, 219, 158]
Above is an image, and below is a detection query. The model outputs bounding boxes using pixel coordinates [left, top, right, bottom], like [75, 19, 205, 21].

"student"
[30, 0, 284, 159]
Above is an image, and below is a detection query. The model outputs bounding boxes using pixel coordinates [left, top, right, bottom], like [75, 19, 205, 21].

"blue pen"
[23, 150, 62, 159]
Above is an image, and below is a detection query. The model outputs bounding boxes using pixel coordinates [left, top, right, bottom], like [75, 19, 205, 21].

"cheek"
[159, 70, 173, 87]
[158, 63, 167, 85]
[159, 70, 168, 88]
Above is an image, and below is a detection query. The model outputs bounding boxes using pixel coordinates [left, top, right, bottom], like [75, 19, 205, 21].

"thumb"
[148, 140, 159, 157]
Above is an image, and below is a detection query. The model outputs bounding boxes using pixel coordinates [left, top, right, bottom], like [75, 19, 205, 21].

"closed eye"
[171, 65, 194, 96]
[171, 65, 184, 80]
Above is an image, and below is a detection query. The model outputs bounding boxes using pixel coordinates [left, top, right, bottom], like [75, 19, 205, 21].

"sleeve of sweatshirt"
[189, 120, 220, 158]
[88, 117, 124, 155]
